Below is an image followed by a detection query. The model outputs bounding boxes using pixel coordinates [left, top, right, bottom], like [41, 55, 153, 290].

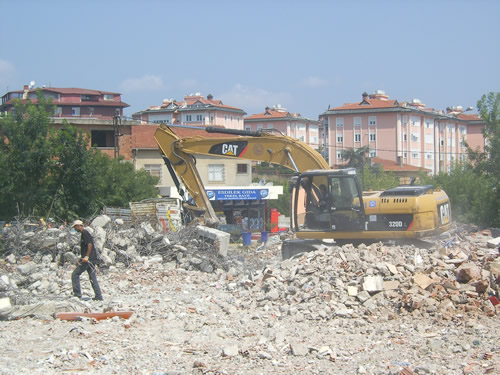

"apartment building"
[0, 84, 136, 159]
[321, 91, 486, 174]
[132, 93, 246, 130]
[244, 105, 321, 150]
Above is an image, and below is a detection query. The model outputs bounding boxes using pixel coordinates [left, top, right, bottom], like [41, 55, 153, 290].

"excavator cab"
[292, 169, 366, 235]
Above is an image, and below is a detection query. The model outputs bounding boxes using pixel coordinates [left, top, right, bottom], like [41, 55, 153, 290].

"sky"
[1, 0, 499, 120]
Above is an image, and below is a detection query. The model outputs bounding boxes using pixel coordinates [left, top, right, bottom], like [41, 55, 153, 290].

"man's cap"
[72, 220, 84, 228]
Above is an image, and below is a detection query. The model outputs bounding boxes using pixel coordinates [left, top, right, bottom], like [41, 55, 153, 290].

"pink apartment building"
[132, 93, 246, 129]
[244, 105, 322, 150]
[321, 91, 486, 175]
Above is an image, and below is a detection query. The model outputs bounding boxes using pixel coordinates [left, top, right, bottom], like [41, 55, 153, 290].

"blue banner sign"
[206, 188, 269, 200]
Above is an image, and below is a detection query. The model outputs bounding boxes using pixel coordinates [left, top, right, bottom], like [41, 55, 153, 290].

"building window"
[403, 134, 407, 141]
[403, 152, 407, 158]
[186, 115, 192, 122]
[369, 150, 376, 157]
[89, 107, 94, 116]
[425, 153, 433, 160]
[369, 133, 376, 141]
[196, 114, 203, 121]
[336, 151, 343, 160]
[103, 94, 114, 100]
[208, 164, 224, 182]
[237, 164, 248, 174]
[355, 133, 361, 142]
[368, 116, 376, 126]
[144, 164, 162, 181]
[245, 126, 251, 131]
[425, 119, 433, 129]
[402, 115, 408, 126]
[337, 135, 343, 143]
[336, 118, 344, 127]
[54, 107, 62, 116]
[354, 117, 361, 127]
[425, 134, 433, 144]
[411, 116, 421, 127]
[411, 133, 419, 142]
[412, 152, 419, 159]
[72, 107, 80, 116]
[210, 115, 214, 124]
[91, 130, 114, 147]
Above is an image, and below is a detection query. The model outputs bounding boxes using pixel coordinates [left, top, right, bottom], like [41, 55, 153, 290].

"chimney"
[207, 93, 213, 101]
[362, 92, 369, 100]
[397, 156, 403, 167]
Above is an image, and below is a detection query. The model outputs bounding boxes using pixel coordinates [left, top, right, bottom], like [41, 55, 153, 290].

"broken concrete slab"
[414, 273, 434, 290]
[362, 275, 384, 293]
[456, 262, 481, 283]
[195, 225, 230, 257]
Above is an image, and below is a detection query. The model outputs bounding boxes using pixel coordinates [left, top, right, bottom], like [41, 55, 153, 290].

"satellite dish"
[29, 80, 35, 89]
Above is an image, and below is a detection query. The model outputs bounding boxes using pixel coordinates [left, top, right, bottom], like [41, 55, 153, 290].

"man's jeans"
[72, 261, 102, 299]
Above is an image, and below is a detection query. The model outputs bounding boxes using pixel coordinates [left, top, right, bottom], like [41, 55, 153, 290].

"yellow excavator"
[154, 124, 451, 257]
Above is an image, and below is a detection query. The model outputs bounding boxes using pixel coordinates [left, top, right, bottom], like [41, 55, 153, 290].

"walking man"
[71, 220, 103, 301]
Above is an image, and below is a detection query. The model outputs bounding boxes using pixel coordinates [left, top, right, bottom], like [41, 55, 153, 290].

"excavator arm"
[154, 124, 329, 224]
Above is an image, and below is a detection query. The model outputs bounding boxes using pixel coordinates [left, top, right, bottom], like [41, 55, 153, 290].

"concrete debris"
[0, 220, 499, 374]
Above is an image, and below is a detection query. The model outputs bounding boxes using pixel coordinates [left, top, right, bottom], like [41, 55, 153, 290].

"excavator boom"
[154, 124, 328, 223]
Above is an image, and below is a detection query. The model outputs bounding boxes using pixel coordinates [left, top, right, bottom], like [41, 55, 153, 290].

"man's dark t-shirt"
[80, 229, 98, 261]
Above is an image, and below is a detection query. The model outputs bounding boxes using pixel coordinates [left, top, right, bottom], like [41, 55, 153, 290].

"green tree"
[467, 92, 500, 179]
[342, 146, 370, 182]
[46, 123, 96, 220]
[94, 155, 159, 209]
[0, 92, 54, 218]
[421, 92, 500, 227]
[0, 94, 160, 222]
[361, 164, 400, 191]
[421, 163, 497, 227]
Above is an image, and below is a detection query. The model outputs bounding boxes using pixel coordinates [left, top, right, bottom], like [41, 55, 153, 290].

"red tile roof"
[131, 125, 233, 149]
[332, 99, 399, 111]
[2, 98, 129, 108]
[245, 110, 293, 120]
[40, 87, 120, 95]
[457, 113, 482, 121]
[371, 157, 430, 172]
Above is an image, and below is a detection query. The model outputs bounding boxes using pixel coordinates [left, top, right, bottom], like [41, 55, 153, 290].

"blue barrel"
[261, 231, 269, 243]
[242, 232, 252, 246]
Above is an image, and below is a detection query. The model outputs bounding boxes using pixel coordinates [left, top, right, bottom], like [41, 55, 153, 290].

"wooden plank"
[55, 311, 133, 321]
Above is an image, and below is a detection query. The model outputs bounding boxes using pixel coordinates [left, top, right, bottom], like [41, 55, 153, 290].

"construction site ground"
[0, 218, 499, 375]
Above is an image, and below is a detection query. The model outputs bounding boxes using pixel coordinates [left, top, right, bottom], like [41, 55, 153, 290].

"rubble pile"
[1, 215, 228, 274]
[0, 219, 499, 374]
[241, 234, 500, 321]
